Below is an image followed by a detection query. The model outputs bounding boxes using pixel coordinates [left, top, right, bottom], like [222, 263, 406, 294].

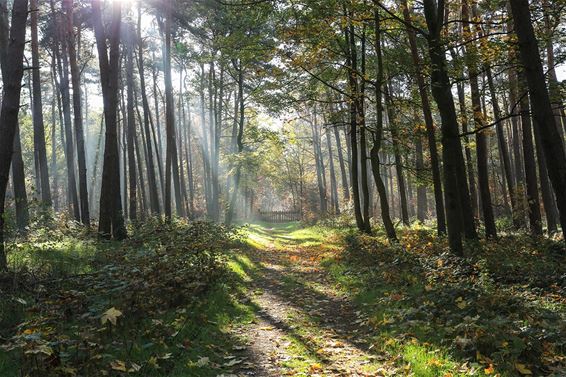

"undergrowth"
[0, 218, 253, 376]
[323, 227, 566, 376]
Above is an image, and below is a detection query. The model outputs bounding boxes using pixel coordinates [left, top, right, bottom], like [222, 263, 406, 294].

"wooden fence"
[257, 210, 301, 223]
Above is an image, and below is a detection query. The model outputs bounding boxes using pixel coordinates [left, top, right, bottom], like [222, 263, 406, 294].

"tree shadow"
[238, 225, 566, 376]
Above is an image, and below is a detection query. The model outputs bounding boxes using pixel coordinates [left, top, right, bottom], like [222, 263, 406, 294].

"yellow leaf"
[309, 363, 323, 372]
[456, 297, 467, 309]
[427, 357, 443, 367]
[110, 360, 127, 372]
[101, 307, 123, 326]
[484, 363, 495, 374]
[515, 363, 532, 375]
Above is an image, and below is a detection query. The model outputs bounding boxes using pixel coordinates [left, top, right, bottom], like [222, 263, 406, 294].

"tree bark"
[160, 1, 184, 219]
[385, 82, 409, 226]
[0, 0, 29, 269]
[518, 74, 543, 235]
[31, 0, 52, 207]
[136, 3, 160, 215]
[370, 6, 396, 240]
[125, 23, 137, 221]
[509, 0, 566, 235]
[325, 126, 340, 214]
[402, 0, 445, 233]
[64, 0, 90, 225]
[423, 0, 476, 255]
[92, 0, 126, 239]
[225, 60, 245, 225]
[462, 0, 496, 238]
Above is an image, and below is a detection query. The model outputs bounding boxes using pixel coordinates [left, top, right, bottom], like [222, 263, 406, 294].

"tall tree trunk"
[31, 0, 52, 207]
[325, 126, 340, 214]
[151, 54, 165, 202]
[53, 0, 80, 221]
[414, 111, 428, 222]
[64, 0, 90, 225]
[199, 63, 212, 217]
[462, 0, 496, 238]
[136, 2, 160, 215]
[333, 125, 350, 202]
[402, 0, 445, 233]
[225, 60, 244, 225]
[423, 0, 477, 255]
[486, 66, 518, 227]
[92, 0, 126, 239]
[385, 82, 409, 226]
[357, 27, 371, 232]
[370, 6, 396, 240]
[533, 117, 559, 233]
[125, 23, 137, 221]
[509, 0, 566, 235]
[50, 61, 59, 210]
[0, 0, 29, 269]
[11, 129, 29, 232]
[160, 2, 184, 219]
[454, 80, 478, 220]
[518, 75, 543, 235]
[311, 110, 328, 214]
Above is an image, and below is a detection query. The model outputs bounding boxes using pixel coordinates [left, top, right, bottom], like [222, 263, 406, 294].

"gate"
[257, 210, 301, 223]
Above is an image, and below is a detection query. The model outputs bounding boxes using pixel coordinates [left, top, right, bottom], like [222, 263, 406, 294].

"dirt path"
[230, 226, 390, 377]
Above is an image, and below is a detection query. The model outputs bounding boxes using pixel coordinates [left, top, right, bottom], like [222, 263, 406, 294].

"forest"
[0, 0, 565, 375]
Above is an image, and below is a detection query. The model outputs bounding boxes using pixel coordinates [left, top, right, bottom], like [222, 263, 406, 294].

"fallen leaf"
[515, 363, 532, 375]
[101, 307, 123, 326]
[110, 360, 127, 372]
[197, 357, 210, 367]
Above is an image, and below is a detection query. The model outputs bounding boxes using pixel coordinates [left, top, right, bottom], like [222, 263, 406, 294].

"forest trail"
[230, 223, 386, 377]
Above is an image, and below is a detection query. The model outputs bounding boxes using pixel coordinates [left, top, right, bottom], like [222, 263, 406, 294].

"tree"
[64, 0, 89, 225]
[422, 0, 477, 255]
[509, 0, 566, 237]
[31, 0, 52, 208]
[92, 0, 126, 239]
[0, 0, 29, 269]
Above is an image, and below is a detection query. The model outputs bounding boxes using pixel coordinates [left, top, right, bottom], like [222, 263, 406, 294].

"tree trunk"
[31, 0, 52, 207]
[325, 126, 340, 214]
[423, 0, 477, 255]
[161, 2, 184, 219]
[125, 23, 137, 221]
[370, 7, 396, 240]
[53, 0, 80, 221]
[486, 66, 518, 227]
[136, 2, 160, 215]
[509, 0, 566, 235]
[64, 0, 90, 225]
[225, 60, 245, 225]
[385, 82, 409, 226]
[414, 112, 428, 222]
[311, 111, 328, 214]
[462, 0, 496, 238]
[518, 74, 543, 235]
[533, 117, 559, 233]
[0, 0, 29, 269]
[402, 0, 445, 233]
[92, 0, 126, 239]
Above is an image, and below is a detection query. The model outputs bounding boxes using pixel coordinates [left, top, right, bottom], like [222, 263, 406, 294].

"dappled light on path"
[230, 223, 395, 376]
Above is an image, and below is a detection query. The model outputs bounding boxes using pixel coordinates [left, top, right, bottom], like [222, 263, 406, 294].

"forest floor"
[226, 222, 566, 377]
[230, 223, 386, 376]
[1, 220, 565, 376]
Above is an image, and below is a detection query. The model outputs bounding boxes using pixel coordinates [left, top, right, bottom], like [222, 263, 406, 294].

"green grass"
[242, 221, 341, 251]
[0, 222, 263, 377]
